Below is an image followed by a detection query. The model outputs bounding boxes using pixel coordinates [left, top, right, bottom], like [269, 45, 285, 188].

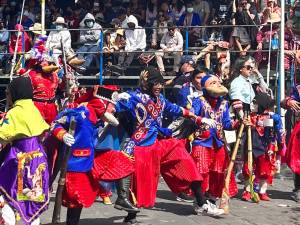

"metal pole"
[41, 0, 45, 33]
[99, 31, 104, 85]
[185, 28, 189, 55]
[280, 0, 285, 128]
[21, 31, 25, 68]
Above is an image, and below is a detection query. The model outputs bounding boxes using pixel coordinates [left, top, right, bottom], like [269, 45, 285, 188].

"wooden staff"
[52, 117, 76, 225]
[220, 121, 245, 214]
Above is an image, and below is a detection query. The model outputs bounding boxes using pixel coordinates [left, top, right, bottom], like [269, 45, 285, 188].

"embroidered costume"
[0, 77, 49, 225]
[190, 75, 238, 198]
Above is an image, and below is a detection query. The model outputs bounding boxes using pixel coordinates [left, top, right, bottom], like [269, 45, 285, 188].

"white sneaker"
[202, 200, 225, 216]
[194, 200, 224, 216]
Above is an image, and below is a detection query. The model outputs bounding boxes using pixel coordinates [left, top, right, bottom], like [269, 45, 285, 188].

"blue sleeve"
[193, 13, 201, 26]
[222, 104, 233, 130]
[272, 113, 284, 144]
[52, 109, 72, 132]
[177, 14, 185, 26]
[176, 87, 188, 107]
[163, 96, 183, 118]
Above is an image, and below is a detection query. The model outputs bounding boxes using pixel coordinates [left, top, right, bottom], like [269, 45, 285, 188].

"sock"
[244, 180, 250, 192]
[259, 180, 268, 194]
[190, 181, 206, 206]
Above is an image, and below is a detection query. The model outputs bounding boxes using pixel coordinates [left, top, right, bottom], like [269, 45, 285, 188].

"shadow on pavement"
[267, 190, 293, 200]
[44, 216, 125, 225]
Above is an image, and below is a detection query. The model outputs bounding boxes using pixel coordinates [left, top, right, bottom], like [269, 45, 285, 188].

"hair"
[147, 0, 156, 13]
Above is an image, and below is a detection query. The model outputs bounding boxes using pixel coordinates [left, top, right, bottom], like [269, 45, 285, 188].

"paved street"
[39, 168, 300, 225]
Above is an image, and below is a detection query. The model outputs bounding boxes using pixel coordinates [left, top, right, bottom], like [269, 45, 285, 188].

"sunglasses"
[244, 65, 253, 70]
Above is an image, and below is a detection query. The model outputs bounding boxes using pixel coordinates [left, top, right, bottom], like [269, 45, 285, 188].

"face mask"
[295, 11, 300, 17]
[56, 25, 64, 30]
[86, 21, 94, 28]
[187, 7, 193, 13]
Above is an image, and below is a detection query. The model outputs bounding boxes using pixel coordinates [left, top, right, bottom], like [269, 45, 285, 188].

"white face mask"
[86, 21, 94, 28]
[56, 25, 64, 30]
[187, 7, 194, 13]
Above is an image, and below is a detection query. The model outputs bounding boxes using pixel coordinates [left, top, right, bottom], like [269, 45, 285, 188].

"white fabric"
[160, 30, 183, 52]
[30, 217, 40, 225]
[124, 15, 146, 51]
[102, 112, 119, 127]
[79, 13, 102, 45]
[46, 29, 72, 51]
[62, 133, 75, 147]
[201, 118, 217, 128]
[259, 180, 268, 194]
[1, 204, 15, 225]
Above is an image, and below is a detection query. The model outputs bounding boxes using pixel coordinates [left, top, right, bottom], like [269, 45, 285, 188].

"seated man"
[46, 17, 85, 67]
[110, 15, 146, 76]
[155, 22, 183, 75]
[77, 13, 102, 73]
[0, 19, 9, 66]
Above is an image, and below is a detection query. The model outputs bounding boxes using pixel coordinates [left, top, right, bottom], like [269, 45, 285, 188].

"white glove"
[201, 118, 217, 128]
[62, 133, 75, 147]
[116, 92, 131, 101]
[238, 110, 244, 120]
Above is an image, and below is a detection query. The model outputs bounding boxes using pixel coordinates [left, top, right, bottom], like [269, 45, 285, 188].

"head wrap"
[8, 76, 33, 103]
[200, 75, 212, 88]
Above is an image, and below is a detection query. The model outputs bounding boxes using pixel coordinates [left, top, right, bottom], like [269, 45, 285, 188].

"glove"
[238, 110, 244, 120]
[112, 92, 131, 102]
[275, 159, 281, 173]
[62, 133, 75, 147]
[201, 118, 217, 128]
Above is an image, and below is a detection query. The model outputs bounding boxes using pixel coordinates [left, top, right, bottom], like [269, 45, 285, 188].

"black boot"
[123, 212, 139, 225]
[66, 208, 82, 225]
[114, 176, 140, 212]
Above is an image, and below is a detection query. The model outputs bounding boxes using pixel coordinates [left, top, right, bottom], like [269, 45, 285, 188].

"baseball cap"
[180, 55, 196, 66]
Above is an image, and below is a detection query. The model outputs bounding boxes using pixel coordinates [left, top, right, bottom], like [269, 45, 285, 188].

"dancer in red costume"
[189, 75, 239, 200]
[281, 84, 300, 203]
[51, 85, 138, 225]
[115, 67, 225, 225]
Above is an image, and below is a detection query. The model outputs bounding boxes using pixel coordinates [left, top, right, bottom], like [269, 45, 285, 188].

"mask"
[56, 25, 64, 30]
[187, 7, 193, 13]
[205, 85, 228, 98]
[86, 21, 94, 28]
[295, 11, 300, 17]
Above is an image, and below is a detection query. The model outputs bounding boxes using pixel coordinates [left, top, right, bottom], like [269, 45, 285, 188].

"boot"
[68, 57, 85, 66]
[66, 208, 82, 225]
[114, 176, 140, 212]
[123, 212, 139, 225]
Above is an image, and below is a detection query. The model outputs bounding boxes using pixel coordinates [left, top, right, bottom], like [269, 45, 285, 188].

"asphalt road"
[39, 168, 299, 225]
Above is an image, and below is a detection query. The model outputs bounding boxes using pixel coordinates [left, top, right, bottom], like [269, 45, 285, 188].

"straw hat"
[53, 17, 67, 25]
[29, 23, 46, 35]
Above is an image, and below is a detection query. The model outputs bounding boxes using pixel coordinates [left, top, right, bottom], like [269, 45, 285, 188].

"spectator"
[261, 0, 281, 24]
[0, 18, 9, 65]
[151, 10, 168, 48]
[159, 1, 175, 22]
[117, 8, 128, 28]
[111, 15, 146, 75]
[170, 0, 186, 23]
[155, 21, 183, 75]
[21, 10, 34, 30]
[232, 0, 252, 57]
[46, 16, 85, 67]
[193, 0, 210, 26]
[177, 0, 201, 46]
[146, 0, 158, 26]
[126, 0, 146, 26]
[9, 24, 31, 55]
[103, 29, 125, 66]
[77, 13, 102, 73]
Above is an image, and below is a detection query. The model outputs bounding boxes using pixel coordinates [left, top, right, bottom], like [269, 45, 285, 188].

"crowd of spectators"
[0, 0, 298, 85]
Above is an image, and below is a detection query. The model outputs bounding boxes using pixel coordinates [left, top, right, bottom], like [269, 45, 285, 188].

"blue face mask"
[295, 11, 300, 17]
